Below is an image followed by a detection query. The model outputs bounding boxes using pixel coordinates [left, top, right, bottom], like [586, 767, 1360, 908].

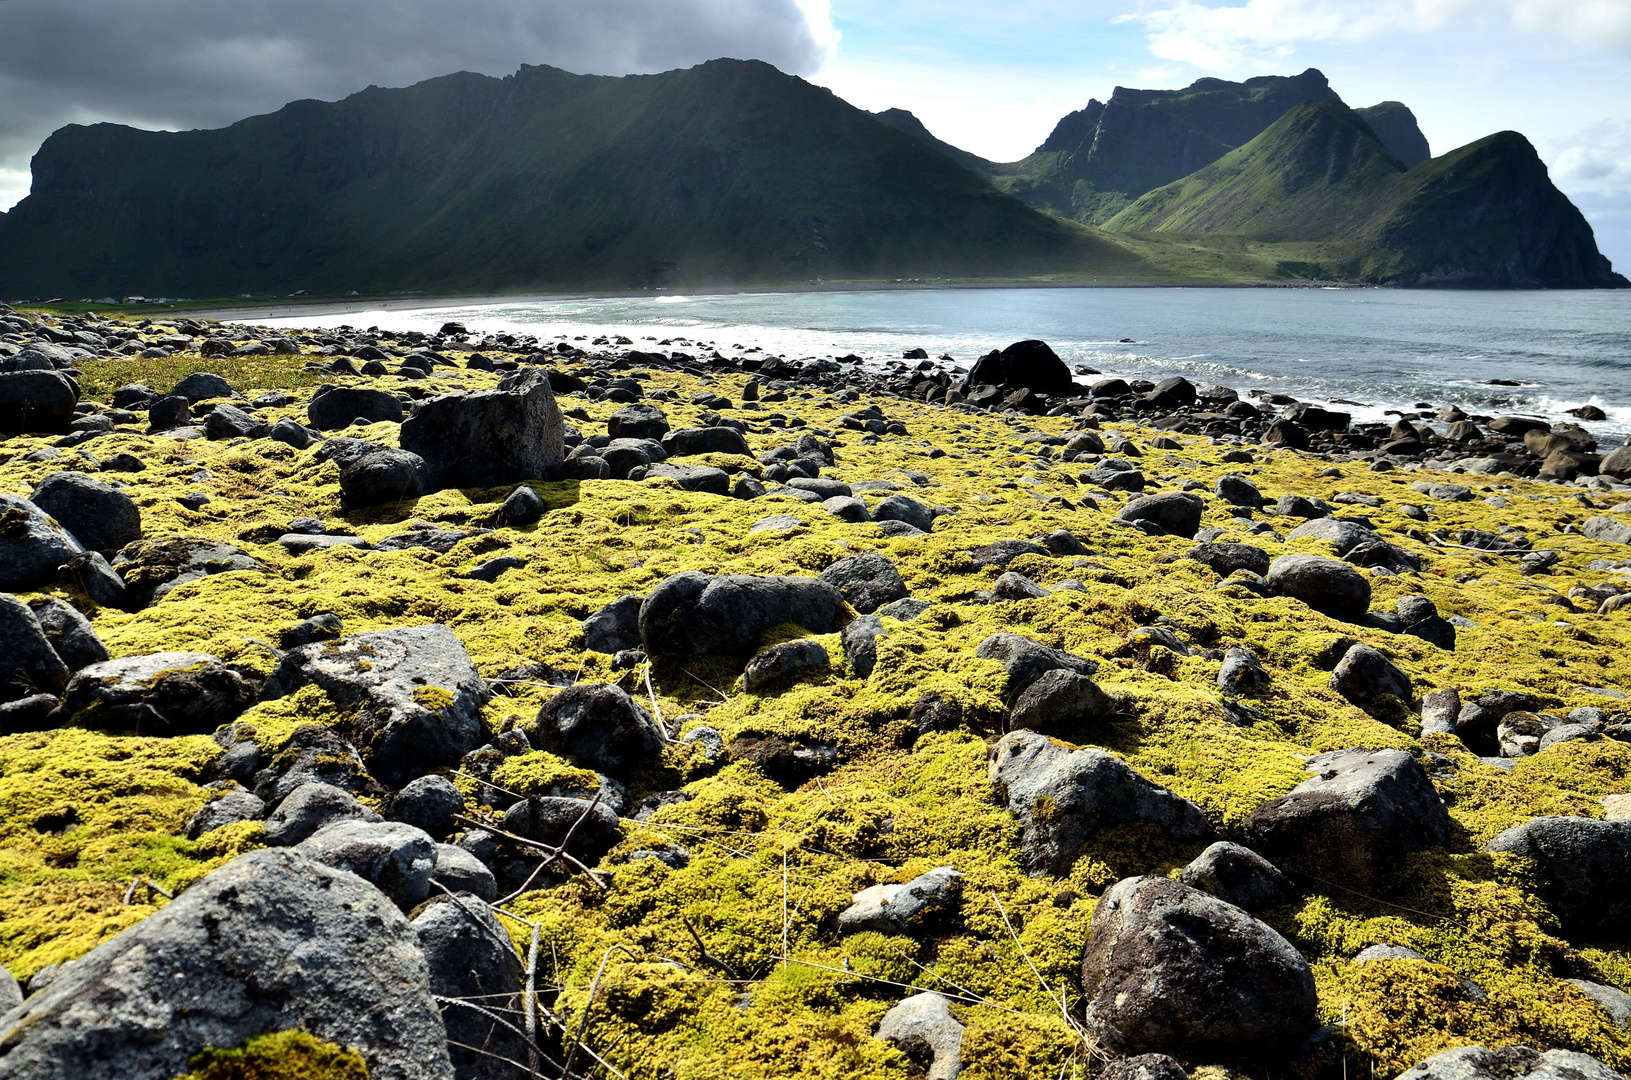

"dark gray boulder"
[1395, 1046, 1625, 1080]
[872, 494, 935, 533]
[1116, 493, 1205, 538]
[644, 461, 730, 494]
[1008, 668, 1115, 734]
[1286, 517, 1379, 556]
[264, 781, 382, 847]
[0, 494, 85, 590]
[989, 730, 1212, 876]
[1243, 749, 1448, 890]
[278, 612, 344, 650]
[1188, 542, 1271, 578]
[202, 404, 269, 440]
[0, 847, 453, 1080]
[1179, 841, 1293, 913]
[264, 624, 491, 787]
[582, 594, 645, 654]
[169, 371, 234, 402]
[993, 571, 1050, 600]
[295, 819, 439, 910]
[400, 368, 565, 489]
[837, 866, 961, 934]
[1100, 1055, 1189, 1080]
[0, 594, 70, 703]
[386, 775, 465, 841]
[499, 484, 546, 526]
[820, 552, 908, 614]
[268, 418, 313, 449]
[413, 897, 525, 1080]
[58, 550, 130, 609]
[661, 426, 751, 457]
[340, 448, 428, 506]
[1215, 475, 1262, 507]
[842, 615, 888, 678]
[975, 632, 1098, 704]
[0, 370, 79, 434]
[1080, 875, 1316, 1054]
[966, 339, 1072, 394]
[1266, 554, 1371, 621]
[1217, 646, 1268, 695]
[608, 402, 669, 440]
[532, 682, 665, 775]
[112, 536, 263, 606]
[639, 571, 843, 656]
[1486, 816, 1631, 936]
[430, 844, 497, 902]
[743, 639, 829, 691]
[145, 395, 192, 433]
[52, 651, 256, 735]
[501, 796, 621, 864]
[307, 386, 405, 430]
[27, 596, 108, 672]
[29, 472, 142, 553]
[969, 539, 1050, 568]
[1328, 643, 1412, 706]
[183, 788, 266, 839]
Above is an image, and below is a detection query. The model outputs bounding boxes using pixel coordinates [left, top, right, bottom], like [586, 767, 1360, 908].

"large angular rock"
[1242, 749, 1448, 891]
[975, 633, 1098, 704]
[202, 404, 270, 440]
[989, 730, 1212, 876]
[265, 624, 491, 787]
[1080, 876, 1317, 1055]
[820, 552, 908, 614]
[0, 594, 70, 703]
[1485, 816, 1631, 936]
[1395, 1046, 1624, 1080]
[0, 369, 79, 434]
[532, 682, 665, 775]
[112, 536, 262, 606]
[182, 788, 265, 839]
[742, 639, 829, 691]
[52, 652, 256, 735]
[399, 368, 565, 489]
[966, 339, 1072, 395]
[0, 848, 454, 1080]
[1328, 643, 1412, 707]
[638, 571, 843, 656]
[27, 596, 108, 672]
[295, 819, 438, 910]
[0, 494, 85, 590]
[1008, 668, 1115, 734]
[307, 386, 405, 430]
[1116, 493, 1205, 538]
[413, 897, 525, 1080]
[29, 471, 142, 553]
[1266, 554, 1371, 621]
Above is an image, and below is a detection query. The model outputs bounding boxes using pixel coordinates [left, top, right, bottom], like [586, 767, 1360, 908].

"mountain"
[1356, 102, 1430, 168]
[1104, 100, 1625, 288]
[986, 69, 1342, 224]
[871, 108, 995, 178]
[0, 60, 1147, 298]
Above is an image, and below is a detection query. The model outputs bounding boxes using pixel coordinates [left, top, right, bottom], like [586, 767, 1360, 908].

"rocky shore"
[1, 306, 1630, 1080]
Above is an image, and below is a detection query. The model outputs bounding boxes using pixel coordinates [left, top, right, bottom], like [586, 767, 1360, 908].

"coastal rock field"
[2, 305, 1630, 1080]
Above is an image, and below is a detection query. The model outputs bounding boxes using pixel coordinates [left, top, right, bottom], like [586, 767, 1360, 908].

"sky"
[0, 0, 1627, 270]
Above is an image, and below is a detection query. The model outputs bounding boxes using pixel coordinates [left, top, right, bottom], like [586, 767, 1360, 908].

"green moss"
[172, 1029, 369, 1080]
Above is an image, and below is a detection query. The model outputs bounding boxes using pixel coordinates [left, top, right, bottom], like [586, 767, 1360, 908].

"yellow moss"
[172, 1029, 370, 1080]
[409, 685, 454, 712]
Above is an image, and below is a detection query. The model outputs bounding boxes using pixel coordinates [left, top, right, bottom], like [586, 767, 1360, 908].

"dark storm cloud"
[0, 0, 833, 205]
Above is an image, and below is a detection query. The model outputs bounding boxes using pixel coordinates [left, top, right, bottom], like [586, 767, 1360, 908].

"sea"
[251, 286, 1631, 439]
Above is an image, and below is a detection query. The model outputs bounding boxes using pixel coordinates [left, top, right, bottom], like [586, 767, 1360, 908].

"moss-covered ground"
[3, 330, 1630, 1078]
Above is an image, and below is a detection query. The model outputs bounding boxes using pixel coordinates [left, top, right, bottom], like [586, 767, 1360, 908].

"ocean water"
[253, 286, 1631, 438]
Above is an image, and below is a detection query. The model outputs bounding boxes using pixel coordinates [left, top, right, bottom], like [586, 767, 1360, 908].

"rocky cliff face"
[1356, 102, 1431, 169]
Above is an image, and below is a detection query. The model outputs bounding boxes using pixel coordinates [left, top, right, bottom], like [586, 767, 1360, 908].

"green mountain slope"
[0, 60, 1148, 298]
[1356, 101, 1431, 168]
[986, 69, 1341, 224]
[1104, 100, 1624, 287]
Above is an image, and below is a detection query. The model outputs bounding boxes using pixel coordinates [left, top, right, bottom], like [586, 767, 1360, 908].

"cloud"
[0, 0, 836, 210]
[1546, 122, 1631, 197]
[1117, 0, 1631, 71]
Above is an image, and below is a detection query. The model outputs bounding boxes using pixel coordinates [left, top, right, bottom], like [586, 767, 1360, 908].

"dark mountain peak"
[1036, 99, 1105, 155]
[1356, 101, 1431, 169]
[872, 108, 995, 176]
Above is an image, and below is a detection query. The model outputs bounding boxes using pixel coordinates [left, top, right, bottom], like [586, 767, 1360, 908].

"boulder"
[875, 992, 965, 1080]
[386, 774, 465, 841]
[872, 494, 935, 533]
[499, 484, 546, 526]
[169, 371, 235, 402]
[1286, 517, 1379, 556]
[27, 596, 108, 671]
[430, 844, 498, 902]
[202, 404, 269, 440]
[989, 730, 1212, 876]
[661, 426, 751, 457]
[1485, 816, 1631, 936]
[0, 370, 79, 434]
[582, 594, 645, 654]
[1008, 668, 1115, 734]
[1179, 841, 1292, 913]
[144, 395, 192, 433]
[1328, 643, 1412, 707]
[112, 536, 262, 606]
[639, 571, 843, 656]
[1395, 1046, 1624, 1080]
[532, 683, 665, 775]
[413, 898, 525, 1080]
[607, 402, 669, 441]
[0, 494, 85, 590]
[295, 819, 439, 910]
[1217, 647, 1268, 695]
[306, 386, 405, 430]
[52, 651, 256, 735]
[842, 615, 888, 678]
[837, 866, 962, 934]
[264, 781, 382, 847]
[1081, 875, 1316, 1054]
[820, 552, 908, 614]
[399, 368, 564, 489]
[0, 594, 70, 703]
[743, 639, 830, 691]
[0, 848, 453, 1080]
[966, 339, 1072, 395]
[1266, 554, 1371, 621]
[1243, 749, 1448, 891]
[644, 462, 730, 494]
[340, 448, 428, 506]
[29, 471, 142, 552]
[501, 796, 621, 864]
[58, 550, 130, 609]
[993, 571, 1049, 600]
[264, 624, 491, 787]
[1188, 542, 1271, 578]
[1100, 1056, 1189, 1080]
[1116, 493, 1204, 538]
[183, 788, 266, 839]
[969, 539, 1050, 568]
[1215, 475, 1262, 507]
[1582, 517, 1631, 545]
[975, 633, 1098, 703]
